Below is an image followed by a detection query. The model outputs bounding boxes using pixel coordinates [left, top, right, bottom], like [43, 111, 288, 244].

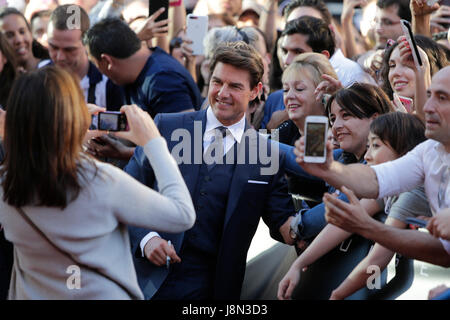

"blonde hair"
[282, 52, 338, 87]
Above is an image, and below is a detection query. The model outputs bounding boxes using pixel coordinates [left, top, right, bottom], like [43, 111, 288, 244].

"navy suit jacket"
[125, 110, 295, 300]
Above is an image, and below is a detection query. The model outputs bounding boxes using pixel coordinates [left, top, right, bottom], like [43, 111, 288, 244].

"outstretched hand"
[278, 265, 301, 300]
[315, 74, 342, 103]
[427, 208, 450, 240]
[324, 186, 371, 233]
[136, 7, 169, 41]
[294, 136, 334, 179]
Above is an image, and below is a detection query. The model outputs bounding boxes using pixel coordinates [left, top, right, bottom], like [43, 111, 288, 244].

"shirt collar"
[205, 106, 246, 143]
[434, 140, 450, 165]
[329, 48, 343, 65]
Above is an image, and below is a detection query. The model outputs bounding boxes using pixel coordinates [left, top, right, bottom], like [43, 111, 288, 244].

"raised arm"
[329, 217, 406, 300]
[259, 0, 278, 52]
[325, 187, 450, 267]
[341, 0, 367, 59]
[277, 198, 381, 300]
[294, 138, 380, 199]
[113, 104, 195, 232]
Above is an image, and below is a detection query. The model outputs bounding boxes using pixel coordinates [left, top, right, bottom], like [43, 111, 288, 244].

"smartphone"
[400, 20, 423, 70]
[398, 95, 414, 113]
[405, 217, 428, 228]
[303, 116, 328, 163]
[97, 111, 128, 132]
[186, 14, 209, 56]
[149, 0, 169, 22]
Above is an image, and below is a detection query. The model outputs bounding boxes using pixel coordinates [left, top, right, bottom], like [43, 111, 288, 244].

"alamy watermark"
[66, 265, 81, 290]
[66, 5, 81, 30]
[168, 123, 280, 176]
[366, 265, 381, 290]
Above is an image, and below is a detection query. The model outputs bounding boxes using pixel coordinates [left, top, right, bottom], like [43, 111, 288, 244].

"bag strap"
[15, 206, 136, 299]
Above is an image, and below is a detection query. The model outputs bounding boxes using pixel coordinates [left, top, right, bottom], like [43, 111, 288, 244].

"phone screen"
[149, 0, 169, 22]
[305, 122, 327, 157]
[98, 112, 128, 131]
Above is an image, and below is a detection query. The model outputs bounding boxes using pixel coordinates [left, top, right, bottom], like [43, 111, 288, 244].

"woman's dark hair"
[0, 32, 17, 108]
[0, 7, 31, 31]
[370, 112, 426, 157]
[0, 7, 49, 62]
[268, 31, 283, 92]
[326, 82, 393, 122]
[380, 35, 449, 99]
[1, 66, 93, 208]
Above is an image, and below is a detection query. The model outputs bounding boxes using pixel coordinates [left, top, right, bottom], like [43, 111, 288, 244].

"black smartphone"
[97, 111, 128, 132]
[149, 0, 169, 22]
[405, 217, 428, 228]
[400, 20, 423, 69]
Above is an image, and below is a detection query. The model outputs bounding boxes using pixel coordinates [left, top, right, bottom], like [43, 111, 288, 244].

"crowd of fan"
[0, 0, 449, 300]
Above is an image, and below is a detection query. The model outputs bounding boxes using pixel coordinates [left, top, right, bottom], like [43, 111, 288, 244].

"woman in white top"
[0, 66, 195, 300]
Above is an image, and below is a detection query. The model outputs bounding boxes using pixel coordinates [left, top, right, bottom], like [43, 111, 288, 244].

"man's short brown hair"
[209, 41, 264, 89]
[50, 4, 90, 37]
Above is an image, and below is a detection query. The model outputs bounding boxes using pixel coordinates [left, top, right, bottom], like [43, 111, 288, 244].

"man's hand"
[323, 186, 372, 233]
[136, 7, 169, 41]
[294, 136, 334, 179]
[411, 0, 440, 17]
[427, 208, 450, 240]
[144, 237, 181, 266]
[279, 216, 295, 245]
[86, 134, 135, 160]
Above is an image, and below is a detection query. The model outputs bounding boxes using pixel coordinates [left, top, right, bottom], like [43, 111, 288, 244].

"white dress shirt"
[140, 107, 246, 256]
[372, 139, 450, 254]
[330, 49, 377, 87]
[38, 59, 108, 108]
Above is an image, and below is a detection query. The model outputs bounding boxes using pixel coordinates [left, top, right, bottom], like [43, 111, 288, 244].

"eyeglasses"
[438, 166, 450, 209]
[234, 27, 250, 44]
[373, 18, 401, 27]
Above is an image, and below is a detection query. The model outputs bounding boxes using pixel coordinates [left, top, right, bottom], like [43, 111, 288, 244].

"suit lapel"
[178, 110, 207, 196]
[223, 123, 258, 228]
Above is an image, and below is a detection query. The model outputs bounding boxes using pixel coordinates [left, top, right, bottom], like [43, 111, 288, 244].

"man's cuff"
[439, 238, 450, 255]
[140, 232, 161, 258]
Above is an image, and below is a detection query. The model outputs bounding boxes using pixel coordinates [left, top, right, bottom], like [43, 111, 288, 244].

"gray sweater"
[0, 137, 195, 300]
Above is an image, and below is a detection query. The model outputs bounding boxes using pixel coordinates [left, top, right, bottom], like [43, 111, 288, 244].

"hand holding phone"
[186, 14, 208, 56]
[400, 20, 423, 70]
[114, 104, 161, 146]
[97, 111, 128, 132]
[303, 116, 328, 163]
[149, 0, 169, 22]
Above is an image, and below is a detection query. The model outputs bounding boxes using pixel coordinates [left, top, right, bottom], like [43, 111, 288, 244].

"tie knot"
[215, 126, 229, 138]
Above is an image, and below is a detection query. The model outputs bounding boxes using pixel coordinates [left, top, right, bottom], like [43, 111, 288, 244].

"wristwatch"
[289, 209, 306, 240]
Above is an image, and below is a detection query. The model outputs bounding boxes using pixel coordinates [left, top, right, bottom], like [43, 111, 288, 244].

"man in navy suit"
[125, 41, 296, 300]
